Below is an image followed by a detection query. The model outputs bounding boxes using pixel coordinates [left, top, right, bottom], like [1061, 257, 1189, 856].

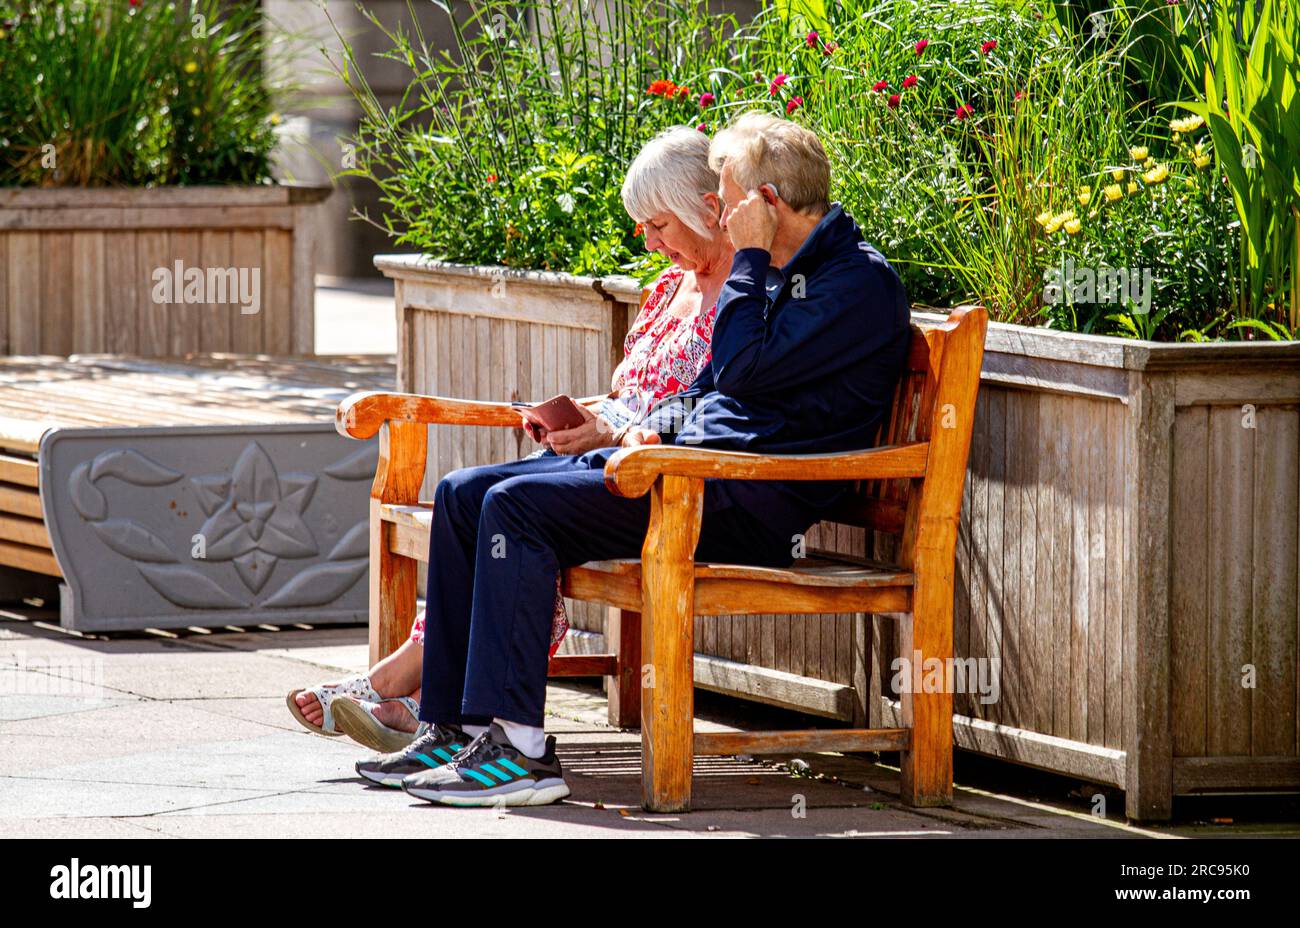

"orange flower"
[485, 174, 498, 183]
[634, 222, 645, 237]
[647, 79, 678, 97]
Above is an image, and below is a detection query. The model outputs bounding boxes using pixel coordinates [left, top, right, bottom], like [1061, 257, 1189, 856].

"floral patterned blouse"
[602, 266, 717, 428]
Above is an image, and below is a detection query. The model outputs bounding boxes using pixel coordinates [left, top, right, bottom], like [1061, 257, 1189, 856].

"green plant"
[1174, 0, 1299, 330]
[328, 0, 733, 276]
[0, 0, 281, 186]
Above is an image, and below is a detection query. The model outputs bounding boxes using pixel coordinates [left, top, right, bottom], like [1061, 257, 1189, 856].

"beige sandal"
[333, 695, 422, 754]
[285, 675, 383, 736]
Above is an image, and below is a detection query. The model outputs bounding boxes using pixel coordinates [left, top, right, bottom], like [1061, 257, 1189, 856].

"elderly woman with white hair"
[286, 125, 735, 750]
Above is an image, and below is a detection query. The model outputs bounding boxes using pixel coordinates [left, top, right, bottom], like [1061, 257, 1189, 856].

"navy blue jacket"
[645, 205, 911, 527]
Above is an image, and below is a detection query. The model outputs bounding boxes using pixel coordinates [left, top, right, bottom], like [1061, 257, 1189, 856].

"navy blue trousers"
[419, 449, 812, 728]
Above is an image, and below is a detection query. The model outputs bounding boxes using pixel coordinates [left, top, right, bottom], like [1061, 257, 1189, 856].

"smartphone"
[513, 394, 588, 433]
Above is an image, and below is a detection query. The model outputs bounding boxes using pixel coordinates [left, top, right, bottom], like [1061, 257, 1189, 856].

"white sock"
[461, 723, 488, 738]
[495, 717, 546, 759]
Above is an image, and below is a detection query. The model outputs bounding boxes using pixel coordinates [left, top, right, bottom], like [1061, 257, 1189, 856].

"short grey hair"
[621, 126, 719, 237]
[709, 111, 831, 216]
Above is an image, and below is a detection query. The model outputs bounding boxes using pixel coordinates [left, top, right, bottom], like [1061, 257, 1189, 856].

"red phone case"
[518, 395, 587, 433]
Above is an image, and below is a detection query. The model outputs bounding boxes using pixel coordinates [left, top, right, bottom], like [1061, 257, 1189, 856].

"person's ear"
[758, 183, 780, 206]
[701, 192, 722, 224]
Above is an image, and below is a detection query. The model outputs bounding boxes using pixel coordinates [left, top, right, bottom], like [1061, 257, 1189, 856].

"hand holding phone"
[514, 395, 589, 440]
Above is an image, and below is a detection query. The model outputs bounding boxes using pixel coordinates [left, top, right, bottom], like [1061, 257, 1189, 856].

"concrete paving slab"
[0, 616, 1182, 838]
[0, 700, 299, 774]
[0, 816, 170, 839]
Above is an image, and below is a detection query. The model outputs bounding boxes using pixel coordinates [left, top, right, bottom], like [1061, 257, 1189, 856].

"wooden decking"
[0, 354, 394, 579]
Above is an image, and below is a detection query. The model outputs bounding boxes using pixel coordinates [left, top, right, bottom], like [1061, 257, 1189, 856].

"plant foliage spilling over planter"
[336, 0, 1296, 342]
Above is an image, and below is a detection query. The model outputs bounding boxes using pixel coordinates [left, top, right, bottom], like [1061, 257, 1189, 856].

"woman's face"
[641, 193, 721, 270]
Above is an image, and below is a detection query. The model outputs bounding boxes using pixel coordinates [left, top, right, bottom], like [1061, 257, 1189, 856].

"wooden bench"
[336, 305, 988, 811]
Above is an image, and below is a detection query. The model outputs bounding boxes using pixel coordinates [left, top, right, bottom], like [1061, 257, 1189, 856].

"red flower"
[485, 174, 498, 183]
[888, 93, 901, 109]
[823, 42, 838, 56]
[786, 96, 804, 115]
[955, 103, 974, 120]
[634, 223, 645, 237]
[902, 74, 918, 89]
[769, 74, 789, 95]
[677, 85, 691, 99]
[1014, 90, 1025, 103]
[697, 123, 708, 132]
[914, 38, 929, 55]
[872, 79, 888, 92]
[647, 79, 677, 97]
[981, 39, 997, 55]
[698, 92, 715, 108]
[805, 30, 819, 48]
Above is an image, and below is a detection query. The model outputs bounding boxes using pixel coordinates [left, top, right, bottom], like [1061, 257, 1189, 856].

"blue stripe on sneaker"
[497, 758, 529, 777]
[462, 768, 496, 787]
[414, 753, 440, 768]
[478, 763, 512, 783]
[432, 747, 455, 763]
[449, 744, 463, 751]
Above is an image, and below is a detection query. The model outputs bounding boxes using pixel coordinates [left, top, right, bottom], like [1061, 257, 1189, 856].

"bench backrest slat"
[824, 307, 987, 570]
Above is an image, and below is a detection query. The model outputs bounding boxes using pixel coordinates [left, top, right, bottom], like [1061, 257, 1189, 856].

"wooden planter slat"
[0, 186, 328, 357]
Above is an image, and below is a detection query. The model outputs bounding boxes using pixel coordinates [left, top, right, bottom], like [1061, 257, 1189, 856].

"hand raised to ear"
[724, 188, 779, 253]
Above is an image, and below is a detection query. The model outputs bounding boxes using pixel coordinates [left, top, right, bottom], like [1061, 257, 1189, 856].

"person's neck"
[690, 240, 735, 292]
[767, 209, 827, 269]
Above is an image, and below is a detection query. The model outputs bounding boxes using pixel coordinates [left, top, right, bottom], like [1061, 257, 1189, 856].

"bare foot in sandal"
[294, 689, 330, 728]
[369, 689, 422, 733]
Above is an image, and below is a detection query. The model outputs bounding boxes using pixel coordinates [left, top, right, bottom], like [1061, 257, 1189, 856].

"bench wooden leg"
[606, 608, 641, 729]
[369, 499, 419, 666]
[640, 475, 702, 813]
[367, 419, 426, 666]
[899, 575, 954, 806]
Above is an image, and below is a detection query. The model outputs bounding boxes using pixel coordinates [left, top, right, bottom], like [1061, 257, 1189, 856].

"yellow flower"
[269, 113, 282, 126]
[1126, 180, 1139, 194]
[1088, 209, 1098, 219]
[1129, 145, 1149, 161]
[1169, 114, 1205, 134]
[1172, 132, 1181, 144]
[1078, 189, 1091, 206]
[184, 61, 198, 74]
[1144, 156, 1156, 168]
[1193, 153, 1211, 169]
[1103, 183, 1123, 202]
[1143, 162, 1169, 184]
[1064, 217, 1082, 235]
[1035, 209, 1052, 226]
[1111, 168, 1125, 181]
[1194, 141, 1206, 156]
[191, 107, 201, 117]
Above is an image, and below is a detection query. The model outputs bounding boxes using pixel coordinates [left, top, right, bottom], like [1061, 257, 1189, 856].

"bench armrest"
[336, 391, 612, 439]
[602, 442, 929, 498]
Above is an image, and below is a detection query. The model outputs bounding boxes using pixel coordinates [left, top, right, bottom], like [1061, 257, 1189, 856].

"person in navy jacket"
[370, 112, 913, 807]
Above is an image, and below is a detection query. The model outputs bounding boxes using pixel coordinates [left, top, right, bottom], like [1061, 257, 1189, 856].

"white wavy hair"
[621, 126, 719, 237]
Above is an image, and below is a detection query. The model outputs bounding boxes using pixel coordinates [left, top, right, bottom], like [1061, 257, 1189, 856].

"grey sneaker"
[401, 723, 570, 807]
[354, 722, 469, 788]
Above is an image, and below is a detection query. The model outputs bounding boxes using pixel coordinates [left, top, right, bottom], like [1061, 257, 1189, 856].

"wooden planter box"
[0, 185, 330, 356]
[383, 256, 1300, 821]
[873, 316, 1300, 820]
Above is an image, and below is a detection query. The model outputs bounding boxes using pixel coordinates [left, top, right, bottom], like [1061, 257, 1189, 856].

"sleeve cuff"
[727, 247, 772, 290]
